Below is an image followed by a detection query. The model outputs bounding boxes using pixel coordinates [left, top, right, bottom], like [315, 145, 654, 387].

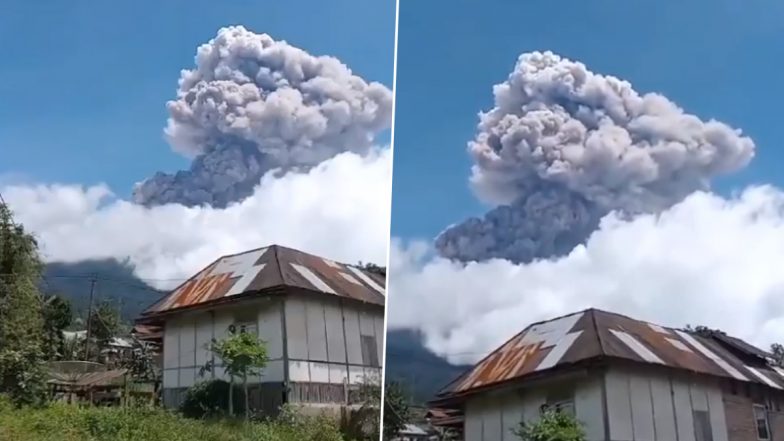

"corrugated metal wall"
[284, 295, 384, 388]
[161, 298, 286, 393]
[605, 367, 729, 441]
[463, 376, 605, 441]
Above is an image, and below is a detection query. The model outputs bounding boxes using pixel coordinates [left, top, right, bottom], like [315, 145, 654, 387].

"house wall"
[463, 374, 605, 441]
[161, 297, 285, 408]
[284, 294, 384, 404]
[604, 367, 729, 441]
[721, 381, 784, 441]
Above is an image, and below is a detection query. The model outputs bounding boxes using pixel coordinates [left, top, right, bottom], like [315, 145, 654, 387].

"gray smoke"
[133, 26, 393, 207]
[437, 51, 755, 263]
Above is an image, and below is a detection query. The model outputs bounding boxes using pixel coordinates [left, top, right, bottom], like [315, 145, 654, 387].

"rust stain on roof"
[437, 308, 784, 401]
[140, 244, 385, 319]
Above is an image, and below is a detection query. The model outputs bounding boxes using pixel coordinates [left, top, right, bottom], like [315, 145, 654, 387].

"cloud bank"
[391, 186, 784, 365]
[133, 25, 393, 208]
[5, 150, 391, 288]
[436, 51, 754, 263]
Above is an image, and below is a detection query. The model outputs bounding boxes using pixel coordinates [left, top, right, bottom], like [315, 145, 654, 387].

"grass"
[0, 398, 345, 441]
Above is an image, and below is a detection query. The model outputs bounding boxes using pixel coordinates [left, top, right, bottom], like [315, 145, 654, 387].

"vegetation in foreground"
[0, 396, 344, 441]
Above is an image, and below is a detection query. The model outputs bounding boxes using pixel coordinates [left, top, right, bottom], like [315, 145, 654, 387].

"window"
[540, 400, 574, 416]
[754, 404, 771, 440]
[234, 321, 257, 336]
[360, 335, 379, 367]
[693, 410, 713, 441]
[543, 388, 575, 416]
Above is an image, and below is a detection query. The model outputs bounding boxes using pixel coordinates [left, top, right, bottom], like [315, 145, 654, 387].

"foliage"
[204, 330, 268, 417]
[382, 381, 410, 440]
[41, 294, 72, 360]
[771, 343, 784, 367]
[340, 379, 382, 440]
[0, 396, 345, 441]
[122, 337, 159, 382]
[513, 411, 586, 441]
[0, 203, 47, 407]
[180, 380, 246, 419]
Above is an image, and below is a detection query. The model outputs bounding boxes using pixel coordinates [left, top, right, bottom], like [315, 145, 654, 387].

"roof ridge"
[589, 309, 606, 356]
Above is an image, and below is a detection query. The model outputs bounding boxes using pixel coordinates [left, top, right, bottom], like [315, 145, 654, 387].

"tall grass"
[0, 397, 344, 441]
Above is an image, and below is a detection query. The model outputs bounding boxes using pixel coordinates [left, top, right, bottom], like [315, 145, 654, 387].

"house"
[135, 244, 385, 415]
[393, 423, 433, 440]
[429, 308, 784, 441]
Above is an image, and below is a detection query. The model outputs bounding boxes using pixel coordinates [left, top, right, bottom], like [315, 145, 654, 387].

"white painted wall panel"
[575, 378, 604, 441]
[163, 322, 179, 370]
[358, 309, 375, 336]
[465, 399, 482, 441]
[305, 300, 328, 362]
[178, 319, 195, 368]
[481, 398, 502, 441]
[213, 311, 233, 341]
[289, 360, 310, 382]
[374, 314, 385, 365]
[310, 362, 330, 383]
[343, 308, 363, 365]
[213, 365, 228, 382]
[179, 367, 196, 388]
[260, 359, 284, 383]
[520, 391, 545, 423]
[285, 298, 309, 360]
[672, 379, 696, 441]
[706, 385, 729, 441]
[650, 376, 678, 441]
[329, 364, 348, 384]
[163, 369, 178, 388]
[629, 374, 656, 441]
[689, 382, 708, 411]
[348, 366, 366, 384]
[606, 370, 634, 441]
[501, 394, 525, 441]
[194, 315, 213, 369]
[324, 303, 346, 363]
[258, 303, 283, 360]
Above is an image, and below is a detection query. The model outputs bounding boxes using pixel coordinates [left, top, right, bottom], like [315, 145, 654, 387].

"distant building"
[429, 309, 784, 441]
[136, 245, 385, 414]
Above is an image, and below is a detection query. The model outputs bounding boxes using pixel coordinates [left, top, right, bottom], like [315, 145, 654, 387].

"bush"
[0, 402, 346, 441]
[180, 379, 246, 419]
[513, 411, 586, 441]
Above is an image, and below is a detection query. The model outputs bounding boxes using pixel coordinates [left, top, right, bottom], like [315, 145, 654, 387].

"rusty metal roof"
[436, 308, 784, 401]
[140, 245, 385, 318]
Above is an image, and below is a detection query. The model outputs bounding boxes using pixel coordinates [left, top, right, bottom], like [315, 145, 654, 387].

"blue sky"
[392, 0, 784, 239]
[0, 0, 395, 196]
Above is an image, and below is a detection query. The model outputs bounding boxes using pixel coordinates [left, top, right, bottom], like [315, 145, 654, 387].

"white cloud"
[389, 186, 784, 364]
[4, 149, 391, 288]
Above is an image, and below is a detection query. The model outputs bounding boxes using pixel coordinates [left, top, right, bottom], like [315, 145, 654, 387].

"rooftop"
[434, 308, 784, 402]
[138, 244, 385, 321]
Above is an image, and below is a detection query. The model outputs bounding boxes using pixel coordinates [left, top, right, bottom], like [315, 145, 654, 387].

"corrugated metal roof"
[140, 245, 385, 318]
[436, 309, 784, 400]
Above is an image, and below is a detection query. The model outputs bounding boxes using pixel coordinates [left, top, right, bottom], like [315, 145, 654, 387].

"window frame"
[753, 404, 771, 440]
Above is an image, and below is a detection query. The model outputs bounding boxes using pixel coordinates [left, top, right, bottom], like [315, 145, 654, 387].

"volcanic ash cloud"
[436, 51, 755, 263]
[133, 26, 393, 208]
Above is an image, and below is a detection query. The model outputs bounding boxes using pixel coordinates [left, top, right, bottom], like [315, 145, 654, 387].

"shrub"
[513, 411, 586, 441]
[179, 379, 246, 419]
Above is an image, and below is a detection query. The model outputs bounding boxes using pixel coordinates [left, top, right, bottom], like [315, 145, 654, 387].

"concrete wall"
[463, 375, 605, 441]
[605, 367, 728, 441]
[284, 295, 384, 388]
[161, 297, 285, 393]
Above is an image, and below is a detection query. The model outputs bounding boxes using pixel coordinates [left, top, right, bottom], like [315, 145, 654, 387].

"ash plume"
[437, 51, 754, 263]
[133, 26, 393, 207]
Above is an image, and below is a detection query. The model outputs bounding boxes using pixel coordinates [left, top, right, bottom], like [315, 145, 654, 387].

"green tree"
[87, 299, 123, 361]
[205, 330, 268, 418]
[382, 381, 410, 440]
[0, 203, 47, 406]
[41, 294, 72, 360]
[514, 411, 586, 441]
[771, 343, 784, 367]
